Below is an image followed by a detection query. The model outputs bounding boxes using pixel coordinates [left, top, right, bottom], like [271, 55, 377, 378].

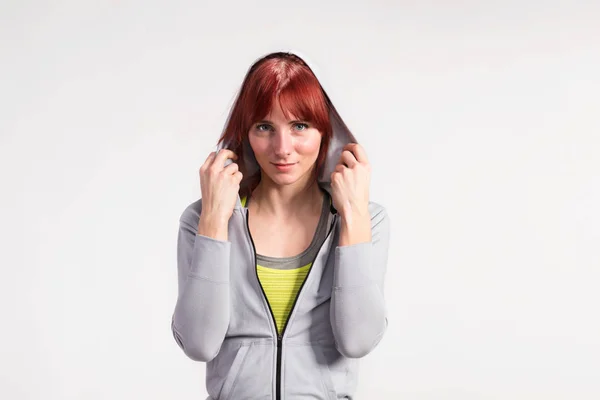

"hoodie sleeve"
[171, 205, 230, 362]
[330, 203, 390, 358]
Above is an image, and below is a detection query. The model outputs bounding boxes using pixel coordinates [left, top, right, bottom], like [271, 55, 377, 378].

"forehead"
[261, 99, 301, 122]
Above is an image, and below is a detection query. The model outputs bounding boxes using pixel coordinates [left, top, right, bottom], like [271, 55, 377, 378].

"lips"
[272, 162, 297, 171]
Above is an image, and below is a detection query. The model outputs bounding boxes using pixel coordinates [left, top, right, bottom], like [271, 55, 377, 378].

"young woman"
[172, 50, 391, 400]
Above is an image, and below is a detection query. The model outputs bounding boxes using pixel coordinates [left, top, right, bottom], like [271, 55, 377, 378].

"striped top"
[241, 191, 333, 335]
[256, 263, 311, 335]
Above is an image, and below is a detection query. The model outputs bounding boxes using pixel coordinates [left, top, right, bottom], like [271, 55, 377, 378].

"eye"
[293, 122, 309, 131]
[256, 123, 272, 132]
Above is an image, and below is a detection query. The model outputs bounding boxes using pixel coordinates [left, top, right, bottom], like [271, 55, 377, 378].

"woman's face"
[248, 99, 322, 187]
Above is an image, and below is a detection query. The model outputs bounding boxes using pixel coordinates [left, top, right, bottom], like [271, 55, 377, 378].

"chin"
[259, 161, 316, 186]
[268, 173, 301, 186]
[265, 167, 310, 187]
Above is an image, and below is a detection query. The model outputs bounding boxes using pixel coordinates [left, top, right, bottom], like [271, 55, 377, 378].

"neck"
[250, 172, 323, 219]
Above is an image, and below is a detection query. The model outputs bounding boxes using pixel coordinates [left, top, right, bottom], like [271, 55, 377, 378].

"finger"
[340, 150, 358, 168]
[334, 163, 346, 173]
[330, 171, 339, 183]
[331, 170, 344, 185]
[348, 143, 369, 164]
[214, 149, 238, 168]
[201, 151, 217, 170]
[204, 151, 216, 163]
[223, 161, 240, 175]
[233, 171, 243, 183]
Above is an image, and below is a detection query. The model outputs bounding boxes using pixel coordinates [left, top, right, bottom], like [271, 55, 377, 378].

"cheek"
[296, 133, 322, 157]
[248, 137, 268, 158]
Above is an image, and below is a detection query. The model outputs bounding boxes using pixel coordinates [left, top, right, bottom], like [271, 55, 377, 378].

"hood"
[215, 49, 358, 208]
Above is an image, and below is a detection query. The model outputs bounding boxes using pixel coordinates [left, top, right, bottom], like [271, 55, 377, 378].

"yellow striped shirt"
[256, 263, 311, 335]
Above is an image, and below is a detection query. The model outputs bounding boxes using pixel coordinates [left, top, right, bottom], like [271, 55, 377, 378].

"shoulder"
[178, 198, 203, 230]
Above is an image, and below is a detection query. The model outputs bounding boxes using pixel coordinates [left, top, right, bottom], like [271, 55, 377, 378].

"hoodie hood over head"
[214, 49, 358, 209]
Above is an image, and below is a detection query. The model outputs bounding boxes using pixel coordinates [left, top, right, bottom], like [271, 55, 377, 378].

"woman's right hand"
[198, 149, 243, 228]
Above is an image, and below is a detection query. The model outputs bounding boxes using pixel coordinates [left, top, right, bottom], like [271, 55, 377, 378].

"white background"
[1, 0, 599, 399]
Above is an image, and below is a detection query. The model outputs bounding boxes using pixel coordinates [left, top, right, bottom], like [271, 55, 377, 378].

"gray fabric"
[171, 50, 391, 400]
[173, 200, 389, 400]
[252, 190, 333, 270]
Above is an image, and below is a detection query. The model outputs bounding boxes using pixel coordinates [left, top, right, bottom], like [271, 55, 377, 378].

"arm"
[330, 204, 390, 358]
[171, 208, 231, 362]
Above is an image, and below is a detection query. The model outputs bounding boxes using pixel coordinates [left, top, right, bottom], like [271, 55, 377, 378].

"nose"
[272, 129, 292, 158]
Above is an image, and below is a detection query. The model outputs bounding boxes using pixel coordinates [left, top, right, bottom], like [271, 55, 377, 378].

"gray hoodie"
[171, 50, 391, 400]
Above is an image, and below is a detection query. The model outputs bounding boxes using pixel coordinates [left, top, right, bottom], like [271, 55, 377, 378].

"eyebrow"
[256, 119, 307, 124]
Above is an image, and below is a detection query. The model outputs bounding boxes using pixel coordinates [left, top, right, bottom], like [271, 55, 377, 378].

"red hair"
[217, 52, 336, 198]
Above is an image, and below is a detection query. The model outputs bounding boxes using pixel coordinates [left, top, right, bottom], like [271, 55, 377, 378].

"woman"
[172, 50, 391, 400]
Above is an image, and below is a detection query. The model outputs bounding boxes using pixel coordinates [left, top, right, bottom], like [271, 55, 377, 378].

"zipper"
[245, 208, 282, 398]
[245, 206, 338, 400]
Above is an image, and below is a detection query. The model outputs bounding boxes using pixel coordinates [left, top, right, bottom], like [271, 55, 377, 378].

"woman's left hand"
[330, 143, 371, 222]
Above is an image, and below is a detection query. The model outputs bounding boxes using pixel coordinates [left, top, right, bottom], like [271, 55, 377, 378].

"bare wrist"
[339, 212, 371, 246]
[197, 214, 229, 241]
